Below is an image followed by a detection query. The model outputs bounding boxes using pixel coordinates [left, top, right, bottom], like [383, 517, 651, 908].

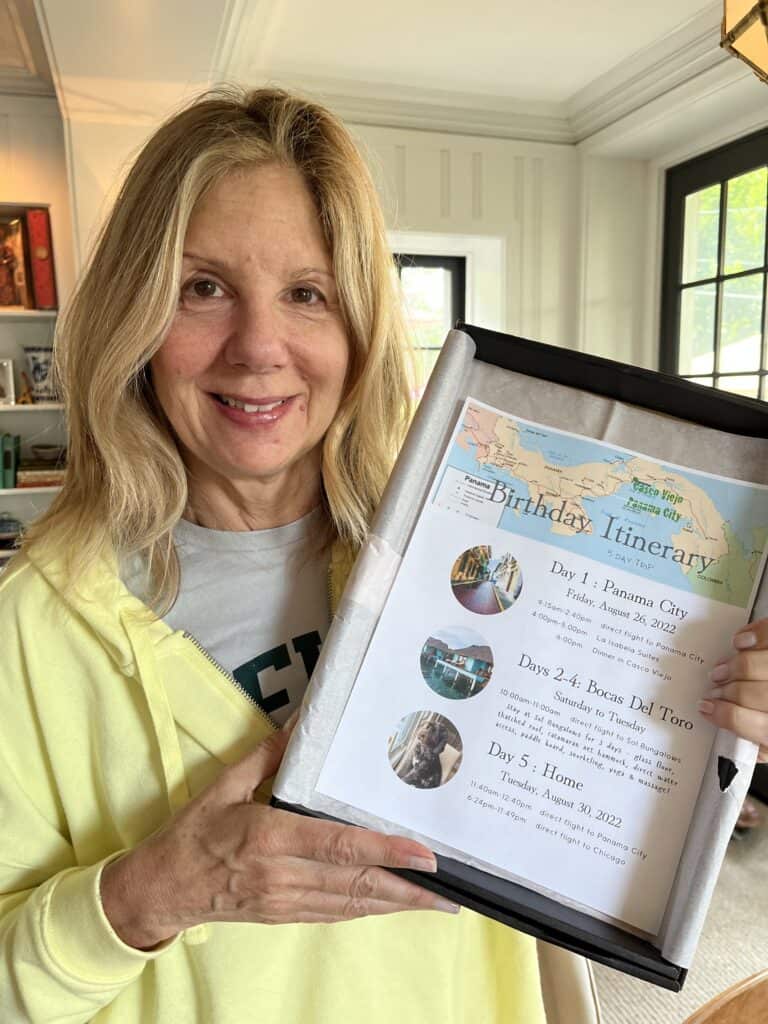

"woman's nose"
[222, 299, 289, 371]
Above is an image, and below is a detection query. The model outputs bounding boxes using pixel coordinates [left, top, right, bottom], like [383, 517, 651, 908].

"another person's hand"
[101, 723, 455, 950]
[699, 618, 768, 763]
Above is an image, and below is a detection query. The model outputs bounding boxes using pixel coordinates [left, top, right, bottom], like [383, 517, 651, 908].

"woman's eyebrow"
[181, 251, 233, 272]
[290, 266, 335, 280]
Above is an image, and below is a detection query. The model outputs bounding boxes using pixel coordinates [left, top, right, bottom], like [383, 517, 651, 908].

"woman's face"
[151, 162, 350, 508]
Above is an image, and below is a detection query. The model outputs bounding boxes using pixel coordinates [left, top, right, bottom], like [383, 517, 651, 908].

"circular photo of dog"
[387, 711, 463, 790]
[420, 626, 493, 700]
[450, 545, 523, 614]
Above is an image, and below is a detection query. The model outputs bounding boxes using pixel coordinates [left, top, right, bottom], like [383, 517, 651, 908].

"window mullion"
[712, 182, 729, 389]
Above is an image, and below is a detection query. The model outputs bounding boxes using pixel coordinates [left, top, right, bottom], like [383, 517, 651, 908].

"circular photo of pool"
[387, 710, 463, 790]
[450, 545, 523, 614]
[419, 626, 493, 700]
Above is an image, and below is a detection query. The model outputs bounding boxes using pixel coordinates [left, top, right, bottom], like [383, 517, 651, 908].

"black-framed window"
[395, 254, 466, 388]
[660, 126, 768, 400]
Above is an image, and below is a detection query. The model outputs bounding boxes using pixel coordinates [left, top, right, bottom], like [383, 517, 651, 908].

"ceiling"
[230, 0, 712, 104]
[1, 0, 766, 156]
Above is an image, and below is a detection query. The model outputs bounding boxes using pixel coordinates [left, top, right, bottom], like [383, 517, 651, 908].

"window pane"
[401, 266, 453, 344]
[719, 272, 763, 372]
[400, 265, 454, 388]
[679, 284, 716, 375]
[684, 376, 714, 388]
[682, 184, 720, 284]
[716, 374, 760, 399]
[723, 167, 767, 275]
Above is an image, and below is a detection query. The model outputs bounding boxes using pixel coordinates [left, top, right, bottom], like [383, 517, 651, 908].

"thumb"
[217, 715, 297, 804]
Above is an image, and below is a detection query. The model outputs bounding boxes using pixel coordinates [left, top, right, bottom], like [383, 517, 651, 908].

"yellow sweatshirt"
[0, 543, 545, 1023]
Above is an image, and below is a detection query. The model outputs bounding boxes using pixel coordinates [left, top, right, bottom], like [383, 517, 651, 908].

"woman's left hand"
[700, 619, 768, 762]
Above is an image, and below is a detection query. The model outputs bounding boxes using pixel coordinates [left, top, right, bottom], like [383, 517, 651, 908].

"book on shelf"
[1, 433, 20, 488]
[272, 323, 768, 991]
[15, 460, 65, 488]
[25, 209, 58, 310]
[0, 205, 57, 311]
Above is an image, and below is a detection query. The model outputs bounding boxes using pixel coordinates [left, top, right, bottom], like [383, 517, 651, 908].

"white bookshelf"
[0, 403, 64, 413]
[0, 310, 57, 322]
[0, 486, 61, 496]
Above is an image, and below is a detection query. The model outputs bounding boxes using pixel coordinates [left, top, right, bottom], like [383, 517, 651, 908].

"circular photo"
[450, 545, 523, 614]
[420, 626, 493, 700]
[387, 711, 463, 790]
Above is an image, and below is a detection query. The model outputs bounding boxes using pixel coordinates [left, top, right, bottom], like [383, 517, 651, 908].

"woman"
[0, 88, 546, 1023]
[0, 86, 765, 1024]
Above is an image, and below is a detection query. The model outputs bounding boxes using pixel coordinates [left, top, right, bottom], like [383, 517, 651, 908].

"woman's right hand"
[100, 724, 456, 950]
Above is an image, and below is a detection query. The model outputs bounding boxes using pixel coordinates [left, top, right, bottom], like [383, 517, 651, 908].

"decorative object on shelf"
[0, 512, 22, 534]
[0, 511, 21, 569]
[0, 509, 21, 552]
[0, 214, 31, 309]
[721, 1, 768, 82]
[1, 434, 20, 487]
[0, 205, 58, 310]
[30, 443, 66, 464]
[0, 359, 14, 406]
[22, 345, 56, 402]
[16, 371, 33, 405]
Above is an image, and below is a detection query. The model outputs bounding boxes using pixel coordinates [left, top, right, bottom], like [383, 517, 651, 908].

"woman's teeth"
[219, 396, 287, 413]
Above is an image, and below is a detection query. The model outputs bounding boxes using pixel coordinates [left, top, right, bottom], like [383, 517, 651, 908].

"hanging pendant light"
[721, 1, 768, 82]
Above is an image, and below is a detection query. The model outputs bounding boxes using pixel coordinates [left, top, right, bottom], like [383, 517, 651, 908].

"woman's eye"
[291, 286, 321, 304]
[184, 278, 224, 300]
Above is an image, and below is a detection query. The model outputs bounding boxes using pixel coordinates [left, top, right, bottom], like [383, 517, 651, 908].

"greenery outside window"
[395, 254, 466, 390]
[660, 127, 768, 400]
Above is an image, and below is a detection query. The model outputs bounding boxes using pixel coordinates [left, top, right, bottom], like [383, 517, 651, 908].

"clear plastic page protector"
[273, 329, 768, 968]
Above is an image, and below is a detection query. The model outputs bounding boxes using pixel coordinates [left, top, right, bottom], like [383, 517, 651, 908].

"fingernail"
[407, 856, 438, 873]
[710, 663, 729, 683]
[433, 897, 460, 914]
[698, 700, 715, 715]
[734, 631, 757, 650]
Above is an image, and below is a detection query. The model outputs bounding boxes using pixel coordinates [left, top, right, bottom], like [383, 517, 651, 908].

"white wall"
[356, 123, 583, 347]
[64, 119, 151, 267]
[576, 156, 650, 365]
[355, 123, 649, 363]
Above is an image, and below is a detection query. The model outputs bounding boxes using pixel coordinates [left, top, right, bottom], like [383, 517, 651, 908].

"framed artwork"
[0, 359, 15, 405]
[0, 213, 31, 309]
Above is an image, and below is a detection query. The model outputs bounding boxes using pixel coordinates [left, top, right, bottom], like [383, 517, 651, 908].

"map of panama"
[435, 400, 768, 607]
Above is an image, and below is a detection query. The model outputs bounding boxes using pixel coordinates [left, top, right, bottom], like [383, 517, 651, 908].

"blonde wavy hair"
[23, 86, 414, 611]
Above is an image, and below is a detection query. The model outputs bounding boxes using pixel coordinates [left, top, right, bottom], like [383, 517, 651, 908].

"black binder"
[273, 324, 768, 990]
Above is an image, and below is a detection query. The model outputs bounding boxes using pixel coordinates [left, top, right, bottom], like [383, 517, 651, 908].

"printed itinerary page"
[316, 399, 768, 937]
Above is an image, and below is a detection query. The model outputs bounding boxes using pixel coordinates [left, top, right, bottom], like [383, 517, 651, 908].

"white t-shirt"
[125, 510, 331, 726]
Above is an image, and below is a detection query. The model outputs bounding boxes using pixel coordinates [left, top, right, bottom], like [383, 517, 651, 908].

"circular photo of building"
[450, 545, 523, 614]
[387, 711, 463, 790]
[420, 626, 493, 700]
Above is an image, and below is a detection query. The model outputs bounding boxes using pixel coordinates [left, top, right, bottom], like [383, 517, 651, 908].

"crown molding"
[237, 5, 738, 149]
[236, 72, 573, 144]
[567, 2, 727, 141]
